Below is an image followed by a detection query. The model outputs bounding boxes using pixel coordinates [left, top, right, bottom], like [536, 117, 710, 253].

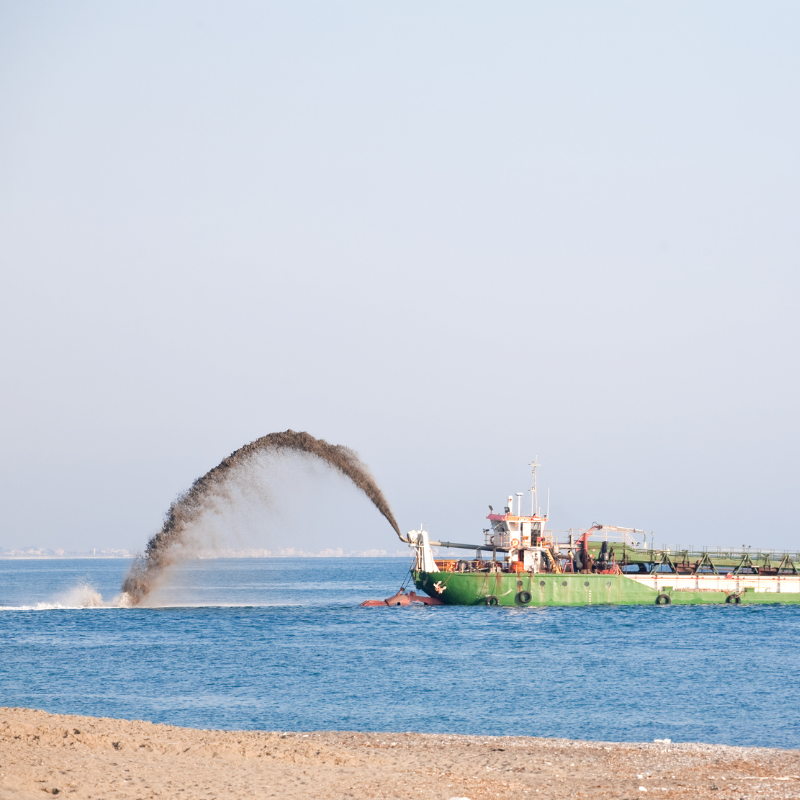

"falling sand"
[121, 430, 400, 605]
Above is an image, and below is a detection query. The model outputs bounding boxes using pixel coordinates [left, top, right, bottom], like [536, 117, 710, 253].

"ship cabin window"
[493, 521, 508, 534]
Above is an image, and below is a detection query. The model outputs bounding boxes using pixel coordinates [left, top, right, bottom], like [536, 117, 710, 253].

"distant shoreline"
[0, 553, 411, 560]
[0, 555, 133, 560]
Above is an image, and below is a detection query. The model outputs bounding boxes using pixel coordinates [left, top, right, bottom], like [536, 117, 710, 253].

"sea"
[2, 557, 798, 749]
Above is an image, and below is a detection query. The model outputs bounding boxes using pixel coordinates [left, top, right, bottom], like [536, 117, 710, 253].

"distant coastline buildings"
[0, 547, 134, 559]
[0, 546, 409, 559]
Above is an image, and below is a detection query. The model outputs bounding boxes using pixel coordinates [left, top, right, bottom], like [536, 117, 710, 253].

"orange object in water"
[510, 560, 525, 573]
[360, 588, 445, 607]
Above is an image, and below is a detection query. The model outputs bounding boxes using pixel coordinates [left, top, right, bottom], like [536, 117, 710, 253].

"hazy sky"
[1, 1, 798, 554]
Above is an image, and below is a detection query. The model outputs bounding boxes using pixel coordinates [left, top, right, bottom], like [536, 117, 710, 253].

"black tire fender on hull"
[725, 594, 742, 604]
[516, 591, 532, 605]
[485, 595, 499, 606]
[655, 593, 672, 606]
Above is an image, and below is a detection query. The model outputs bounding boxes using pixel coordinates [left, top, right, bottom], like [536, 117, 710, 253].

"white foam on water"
[0, 593, 301, 611]
[0, 578, 334, 611]
[59, 583, 106, 607]
[0, 583, 132, 611]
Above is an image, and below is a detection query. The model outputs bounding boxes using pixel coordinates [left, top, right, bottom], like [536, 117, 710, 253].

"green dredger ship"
[393, 465, 800, 608]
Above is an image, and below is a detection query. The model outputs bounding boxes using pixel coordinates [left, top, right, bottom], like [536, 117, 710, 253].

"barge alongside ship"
[395, 465, 800, 607]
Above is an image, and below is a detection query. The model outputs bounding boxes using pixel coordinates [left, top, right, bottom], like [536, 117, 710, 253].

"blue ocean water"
[1, 557, 798, 749]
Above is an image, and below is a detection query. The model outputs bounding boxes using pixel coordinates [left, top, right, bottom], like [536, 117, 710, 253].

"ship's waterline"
[412, 570, 800, 606]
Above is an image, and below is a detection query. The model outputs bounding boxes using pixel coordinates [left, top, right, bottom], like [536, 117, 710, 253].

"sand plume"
[121, 430, 400, 604]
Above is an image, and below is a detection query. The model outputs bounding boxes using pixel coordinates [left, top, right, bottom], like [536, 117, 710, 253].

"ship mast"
[529, 458, 539, 517]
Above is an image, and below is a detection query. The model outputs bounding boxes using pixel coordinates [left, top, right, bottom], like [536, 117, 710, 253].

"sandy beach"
[1, 708, 799, 800]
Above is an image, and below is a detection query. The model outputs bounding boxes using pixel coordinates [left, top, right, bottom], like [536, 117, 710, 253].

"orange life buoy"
[489, 535, 495, 545]
[511, 538, 519, 547]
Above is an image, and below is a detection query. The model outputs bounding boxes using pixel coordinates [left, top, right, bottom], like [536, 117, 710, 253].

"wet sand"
[1, 708, 799, 799]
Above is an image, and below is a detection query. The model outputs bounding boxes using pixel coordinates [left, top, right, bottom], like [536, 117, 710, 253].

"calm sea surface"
[1, 558, 798, 749]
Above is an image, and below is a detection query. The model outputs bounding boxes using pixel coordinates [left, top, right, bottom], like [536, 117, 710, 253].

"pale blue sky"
[1, 1, 798, 553]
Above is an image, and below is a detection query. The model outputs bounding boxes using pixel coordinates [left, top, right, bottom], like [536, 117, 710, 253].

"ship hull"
[412, 570, 800, 606]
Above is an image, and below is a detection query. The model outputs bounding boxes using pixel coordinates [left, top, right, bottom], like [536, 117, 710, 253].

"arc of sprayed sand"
[121, 430, 401, 605]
